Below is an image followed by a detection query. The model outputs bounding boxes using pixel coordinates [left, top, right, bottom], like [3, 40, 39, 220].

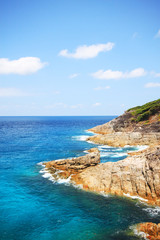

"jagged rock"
[44, 145, 160, 205]
[137, 222, 160, 239]
[44, 148, 100, 180]
[72, 147, 160, 206]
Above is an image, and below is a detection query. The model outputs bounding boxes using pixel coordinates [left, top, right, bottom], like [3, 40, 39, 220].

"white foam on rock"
[143, 206, 160, 216]
[38, 163, 73, 186]
[56, 175, 72, 185]
[85, 130, 96, 135]
[98, 145, 114, 150]
[86, 140, 96, 144]
[123, 193, 148, 202]
[125, 145, 148, 153]
[37, 162, 44, 166]
[100, 152, 128, 158]
[100, 191, 110, 198]
[133, 227, 148, 240]
[72, 135, 90, 141]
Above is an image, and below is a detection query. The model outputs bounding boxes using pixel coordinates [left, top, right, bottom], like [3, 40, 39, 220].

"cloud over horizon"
[59, 42, 114, 59]
[0, 88, 28, 97]
[91, 68, 146, 80]
[145, 82, 160, 88]
[0, 57, 47, 75]
[92, 102, 101, 107]
[94, 86, 110, 90]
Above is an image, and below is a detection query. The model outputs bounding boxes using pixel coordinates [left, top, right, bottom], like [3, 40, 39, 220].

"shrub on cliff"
[127, 98, 160, 122]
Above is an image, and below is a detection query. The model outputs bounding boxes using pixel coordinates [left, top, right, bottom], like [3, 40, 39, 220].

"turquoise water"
[0, 116, 160, 240]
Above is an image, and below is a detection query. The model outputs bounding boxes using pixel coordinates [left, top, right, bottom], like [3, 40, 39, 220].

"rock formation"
[87, 132, 160, 147]
[88, 99, 160, 147]
[72, 147, 160, 206]
[44, 148, 100, 180]
[136, 222, 160, 240]
[44, 146, 160, 206]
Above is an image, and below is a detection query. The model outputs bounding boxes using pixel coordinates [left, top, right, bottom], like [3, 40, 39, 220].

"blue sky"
[0, 0, 160, 116]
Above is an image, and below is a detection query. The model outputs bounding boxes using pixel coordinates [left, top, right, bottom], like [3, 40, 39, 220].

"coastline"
[42, 106, 160, 239]
[42, 143, 160, 206]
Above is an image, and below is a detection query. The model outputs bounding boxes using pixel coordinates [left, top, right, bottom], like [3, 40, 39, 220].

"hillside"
[90, 99, 160, 134]
[127, 98, 160, 122]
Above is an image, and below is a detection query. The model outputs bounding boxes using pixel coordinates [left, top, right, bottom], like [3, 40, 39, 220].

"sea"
[0, 116, 160, 240]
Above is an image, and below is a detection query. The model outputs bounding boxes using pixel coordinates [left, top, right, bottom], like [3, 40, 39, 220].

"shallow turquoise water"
[0, 116, 160, 240]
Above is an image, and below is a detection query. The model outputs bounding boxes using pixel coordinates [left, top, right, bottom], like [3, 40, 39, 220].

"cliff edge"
[87, 99, 160, 147]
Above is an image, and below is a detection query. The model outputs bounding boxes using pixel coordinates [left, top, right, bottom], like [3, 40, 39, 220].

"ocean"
[0, 116, 160, 240]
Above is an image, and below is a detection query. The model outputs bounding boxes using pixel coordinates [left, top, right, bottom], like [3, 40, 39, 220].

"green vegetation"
[127, 99, 160, 122]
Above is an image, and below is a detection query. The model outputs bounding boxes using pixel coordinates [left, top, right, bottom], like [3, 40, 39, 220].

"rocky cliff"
[89, 98, 160, 135]
[88, 99, 160, 147]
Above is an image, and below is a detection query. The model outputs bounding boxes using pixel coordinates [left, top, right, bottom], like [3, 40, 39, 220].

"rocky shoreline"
[87, 132, 160, 147]
[44, 146, 160, 206]
[43, 100, 160, 239]
[44, 148, 100, 181]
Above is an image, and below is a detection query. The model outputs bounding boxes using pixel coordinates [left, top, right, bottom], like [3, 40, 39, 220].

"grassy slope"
[127, 99, 160, 122]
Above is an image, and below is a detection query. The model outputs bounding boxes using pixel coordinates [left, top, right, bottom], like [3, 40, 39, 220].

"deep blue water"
[0, 116, 160, 240]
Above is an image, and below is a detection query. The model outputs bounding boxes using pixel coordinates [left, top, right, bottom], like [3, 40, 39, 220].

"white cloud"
[0, 88, 28, 97]
[91, 68, 146, 80]
[59, 42, 114, 59]
[145, 82, 160, 88]
[70, 104, 83, 109]
[93, 102, 101, 107]
[154, 73, 160, 77]
[45, 103, 67, 109]
[69, 73, 79, 79]
[53, 91, 61, 95]
[155, 29, 160, 38]
[94, 86, 110, 90]
[150, 71, 160, 77]
[0, 57, 47, 75]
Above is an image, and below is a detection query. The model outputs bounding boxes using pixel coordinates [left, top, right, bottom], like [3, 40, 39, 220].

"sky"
[0, 0, 160, 116]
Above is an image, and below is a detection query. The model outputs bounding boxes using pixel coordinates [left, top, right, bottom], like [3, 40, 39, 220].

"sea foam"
[123, 193, 148, 202]
[143, 206, 160, 216]
[72, 135, 90, 141]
